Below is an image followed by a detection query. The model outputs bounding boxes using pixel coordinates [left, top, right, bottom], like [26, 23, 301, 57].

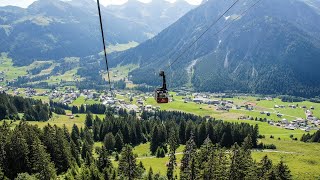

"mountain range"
[1, 0, 320, 97]
[0, 0, 196, 66]
[110, 0, 320, 97]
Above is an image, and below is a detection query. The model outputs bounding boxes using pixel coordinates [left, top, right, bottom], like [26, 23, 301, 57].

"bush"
[263, 144, 277, 149]
[156, 147, 165, 158]
[258, 135, 265, 139]
[270, 135, 274, 139]
[290, 134, 294, 139]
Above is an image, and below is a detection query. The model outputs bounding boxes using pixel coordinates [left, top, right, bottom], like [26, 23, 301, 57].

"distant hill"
[110, 0, 320, 97]
[0, 0, 196, 66]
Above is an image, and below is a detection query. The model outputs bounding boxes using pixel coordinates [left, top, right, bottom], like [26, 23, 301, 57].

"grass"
[46, 68, 80, 85]
[0, 53, 28, 85]
[145, 95, 222, 117]
[0, 113, 106, 131]
[104, 41, 139, 54]
[252, 138, 320, 179]
[71, 96, 101, 106]
[103, 64, 138, 82]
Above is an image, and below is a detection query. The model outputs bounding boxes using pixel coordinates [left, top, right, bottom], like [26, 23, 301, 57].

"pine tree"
[185, 121, 194, 144]
[115, 131, 124, 152]
[5, 131, 29, 179]
[229, 143, 254, 180]
[71, 106, 79, 114]
[167, 129, 177, 180]
[93, 116, 102, 141]
[70, 140, 81, 166]
[85, 112, 93, 128]
[251, 124, 259, 147]
[180, 133, 197, 180]
[0, 104, 7, 120]
[197, 137, 215, 180]
[258, 155, 273, 178]
[118, 145, 142, 180]
[147, 167, 153, 180]
[150, 125, 159, 154]
[80, 104, 85, 113]
[97, 147, 111, 171]
[82, 140, 93, 165]
[179, 120, 186, 144]
[275, 160, 292, 180]
[197, 122, 207, 147]
[30, 138, 57, 180]
[104, 133, 115, 151]
[207, 122, 215, 143]
[71, 124, 81, 153]
[242, 135, 253, 150]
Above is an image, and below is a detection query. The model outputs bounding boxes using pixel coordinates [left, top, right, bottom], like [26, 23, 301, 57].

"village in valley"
[1, 85, 319, 133]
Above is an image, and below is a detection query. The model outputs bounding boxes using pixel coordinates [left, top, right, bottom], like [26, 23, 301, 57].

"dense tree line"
[0, 93, 50, 121]
[28, 63, 52, 75]
[0, 108, 293, 179]
[279, 95, 305, 103]
[85, 104, 107, 114]
[301, 130, 320, 143]
[9, 75, 51, 87]
[114, 79, 126, 90]
[49, 101, 70, 110]
[91, 110, 259, 155]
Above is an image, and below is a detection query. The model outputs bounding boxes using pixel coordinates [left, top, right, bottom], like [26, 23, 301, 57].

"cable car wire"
[96, 0, 112, 92]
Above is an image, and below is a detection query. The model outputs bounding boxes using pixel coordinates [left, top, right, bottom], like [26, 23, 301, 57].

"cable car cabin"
[155, 71, 169, 103]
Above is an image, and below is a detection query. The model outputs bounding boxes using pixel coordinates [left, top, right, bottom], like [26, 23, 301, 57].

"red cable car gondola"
[155, 71, 169, 103]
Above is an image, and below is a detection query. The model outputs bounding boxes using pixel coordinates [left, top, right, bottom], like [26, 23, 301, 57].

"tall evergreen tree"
[167, 129, 177, 180]
[147, 167, 153, 180]
[81, 140, 93, 165]
[85, 112, 93, 128]
[180, 133, 197, 180]
[229, 143, 254, 180]
[97, 147, 111, 171]
[179, 120, 186, 144]
[242, 135, 253, 150]
[150, 125, 159, 154]
[258, 155, 273, 179]
[104, 133, 116, 151]
[5, 131, 29, 179]
[30, 138, 56, 180]
[71, 124, 81, 152]
[71, 106, 79, 114]
[118, 145, 142, 180]
[115, 131, 124, 152]
[80, 104, 85, 113]
[275, 160, 292, 180]
[197, 122, 207, 147]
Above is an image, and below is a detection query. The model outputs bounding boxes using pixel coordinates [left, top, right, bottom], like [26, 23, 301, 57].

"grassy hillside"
[1, 92, 319, 179]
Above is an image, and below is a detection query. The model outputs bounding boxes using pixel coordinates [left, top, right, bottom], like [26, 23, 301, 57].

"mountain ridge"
[110, 0, 320, 97]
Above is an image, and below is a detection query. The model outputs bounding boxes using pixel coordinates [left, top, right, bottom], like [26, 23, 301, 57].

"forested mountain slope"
[110, 0, 320, 97]
[0, 0, 195, 66]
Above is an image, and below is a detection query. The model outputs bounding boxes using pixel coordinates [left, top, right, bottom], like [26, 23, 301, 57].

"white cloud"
[0, 0, 203, 8]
